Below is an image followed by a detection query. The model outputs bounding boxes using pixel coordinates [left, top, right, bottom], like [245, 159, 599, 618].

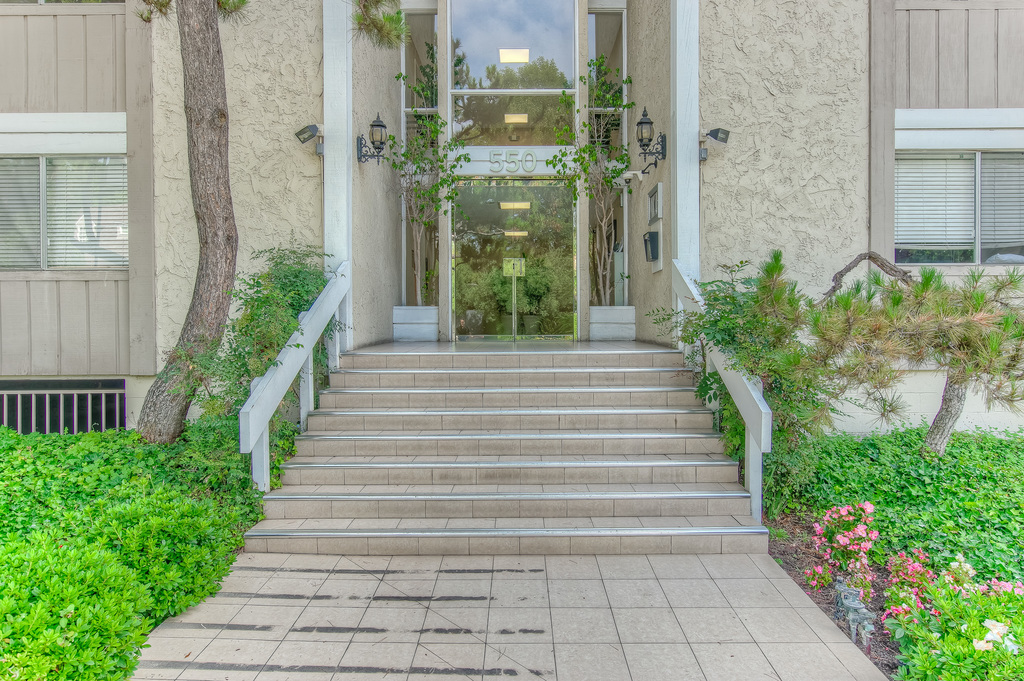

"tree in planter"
[135, 0, 246, 444]
[808, 254, 1024, 455]
[387, 96, 469, 306]
[547, 56, 633, 306]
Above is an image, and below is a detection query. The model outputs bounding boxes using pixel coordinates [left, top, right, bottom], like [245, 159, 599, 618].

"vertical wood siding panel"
[0, 17, 28, 112]
[56, 15, 86, 113]
[87, 281, 118, 374]
[0, 281, 31, 375]
[937, 10, 967, 108]
[908, 10, 938, 108]
[26, 15, 57, 112]
[894, 11, 910, 109]
[85, 14, 116, 112]
[58, 281, 89, 374]
[28, 281, 59, 375]
[116, 280, 129, 373]
[968, 9, 998, 108]
[114, 14, 127, 111]
[997, 9, 1024, 107]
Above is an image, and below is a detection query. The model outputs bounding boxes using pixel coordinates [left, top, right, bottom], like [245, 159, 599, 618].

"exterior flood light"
[357, 114, 388, 164]
[295, 124, 319, 144]
[499, 48, 529, 63]
[636, 107, 667, 175]
[707, 128, 730, 143]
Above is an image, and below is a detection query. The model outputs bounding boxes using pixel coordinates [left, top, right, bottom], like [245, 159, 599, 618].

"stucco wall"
[150, 2, 324, 362]
[350, 39, 404, 349]
[698, 0, 871, 296]
[626, 0, 672, 344]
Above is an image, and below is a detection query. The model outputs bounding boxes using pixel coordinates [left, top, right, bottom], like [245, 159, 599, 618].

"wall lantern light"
[636, 107, 667, 174]
[357, 113, 388, 164]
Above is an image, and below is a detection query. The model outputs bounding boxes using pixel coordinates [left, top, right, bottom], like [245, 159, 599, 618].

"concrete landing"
[134, 552, 886, 681]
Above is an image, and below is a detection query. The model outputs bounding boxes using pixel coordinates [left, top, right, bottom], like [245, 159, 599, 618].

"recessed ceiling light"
[499, 48, 530, 64]
[504, 230, 529, 237]
[499, 202, 531, 210]
[504, 113, 529, 124]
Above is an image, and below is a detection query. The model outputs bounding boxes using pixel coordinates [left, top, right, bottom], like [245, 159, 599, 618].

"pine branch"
[818, 251, 914, 305]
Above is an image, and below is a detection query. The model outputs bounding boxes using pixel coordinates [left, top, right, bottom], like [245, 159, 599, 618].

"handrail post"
[298, 312, 314, 431]
[249, 377, 270, 492]
[746, 428, 763, 522]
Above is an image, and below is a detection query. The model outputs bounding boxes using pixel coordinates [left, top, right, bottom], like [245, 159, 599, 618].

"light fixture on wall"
[295, 124, 324, 155]
[356, 114, 388, 164]
[636, 107, 667, 174]
[699, 127, 730, 161]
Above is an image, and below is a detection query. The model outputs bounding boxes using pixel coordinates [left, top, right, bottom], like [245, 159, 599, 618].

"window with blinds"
[895, 151, 1024, 265]
[0, 156, 127, 270]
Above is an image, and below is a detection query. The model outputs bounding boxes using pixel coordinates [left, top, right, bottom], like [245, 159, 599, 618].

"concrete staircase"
[243, 345, 768, 555]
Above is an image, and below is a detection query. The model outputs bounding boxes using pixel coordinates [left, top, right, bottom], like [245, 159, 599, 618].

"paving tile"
[189, 637, 278, 667]
[748, 553, 790, 579]
[430, 578, 492, 607]
[483, 643, 556, 679]
[410, 643, 485, 681]
[797, 607, 852, 643]
[355, 606, 428, 642]
[596, 555, 656, 579]
[544, 555, 602, 580]
[719, 578, 791, 608]
[825, 641, 890, 681]
[691, 642, 779, 681]
[760, 642, 857, 680]
[648, 554, 711, 579]
[770, 577, 820, 608]
[554, 643, 630, 681]
[314, 578, 381, 603]
[338, 642, 417, 676]
[674, 608, 753, 643]
[603, 579, 669, 608]
[698, 554, 764, 579]
[265, 639, 347, 668]
[612, 607, 686, 643]
[660, 579, 730, 608]
[486, 607, 552, 643]
[138, 636, 212, 664]
[225, 605, 305, 640]
[550, 607, 619, 643]
[623, 643, 707, 680]
[286, 607, 366, 642]
[547, 579, 609, 608]
[419, 607, 488, 644]
[489, 579, 549, 608]
[735, 607, 820, 643]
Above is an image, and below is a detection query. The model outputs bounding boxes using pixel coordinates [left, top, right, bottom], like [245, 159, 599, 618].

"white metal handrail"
[671, 259, 772, 521]
[239, 260, 351, 491]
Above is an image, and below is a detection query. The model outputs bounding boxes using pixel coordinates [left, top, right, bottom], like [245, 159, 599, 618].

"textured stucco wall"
[150, 2, 324, 362]
[351, 39, 404, 349]
[626, 0, 673, 345]
[699, 0, 871, 296]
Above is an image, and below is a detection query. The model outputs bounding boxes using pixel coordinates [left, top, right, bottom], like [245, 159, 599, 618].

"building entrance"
[452, 179, 575, 340]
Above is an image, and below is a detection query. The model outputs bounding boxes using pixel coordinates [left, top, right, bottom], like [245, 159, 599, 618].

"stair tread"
[281, 454, 736, 467]
[266, 482, 748, 498]
[311, 406, 711, 415]
[322, 385, 696, 393]
[298, 429, 720, 438]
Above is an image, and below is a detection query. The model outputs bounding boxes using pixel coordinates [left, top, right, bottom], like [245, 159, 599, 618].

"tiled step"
[262, 484, 751, 519]
[243, 518, 769, 555]
[318, 385, 703, 409]
[305, 406, 714, 431]
[280, 456, 739, 486]
[339, 350, 685, 370]
[295, 430, 724, 457]
[329, 366, 692, 389]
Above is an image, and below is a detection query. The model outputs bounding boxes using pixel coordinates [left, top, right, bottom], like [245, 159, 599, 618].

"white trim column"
[324, 1, 354, 348]
[671, 0, 700, 279]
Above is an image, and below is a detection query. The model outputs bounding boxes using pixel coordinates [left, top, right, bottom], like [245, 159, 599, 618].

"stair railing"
[240, 260, 351, 492]
[671, 259, 772, 521]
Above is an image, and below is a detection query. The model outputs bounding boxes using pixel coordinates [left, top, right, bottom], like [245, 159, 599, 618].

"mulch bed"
[768, 513, 901, 679]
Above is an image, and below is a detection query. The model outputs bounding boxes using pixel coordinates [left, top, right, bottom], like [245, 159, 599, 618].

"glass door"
[452, 180, 576, 340]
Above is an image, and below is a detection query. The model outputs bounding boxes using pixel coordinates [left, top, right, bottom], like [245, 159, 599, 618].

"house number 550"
[489, 150, 538, 173]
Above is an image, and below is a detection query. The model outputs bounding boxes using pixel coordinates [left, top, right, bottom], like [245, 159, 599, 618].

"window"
[0, 156, 128, 269]
[895, 151, 1024, 265]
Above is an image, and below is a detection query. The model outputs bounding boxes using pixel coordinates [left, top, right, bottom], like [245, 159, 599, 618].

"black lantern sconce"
[636, 107, 667, 175]
[356, 113, 388, 164]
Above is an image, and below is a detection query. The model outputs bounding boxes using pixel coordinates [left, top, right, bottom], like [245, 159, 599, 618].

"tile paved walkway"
[134, 553, 887, 681]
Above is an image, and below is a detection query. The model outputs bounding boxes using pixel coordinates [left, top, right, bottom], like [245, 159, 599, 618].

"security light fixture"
[499, 48, 530, 63]
[356, 113, 388, 164]
[295, 124, 320, 144]
[707, 128, 730, 144]
[636, 107, 667, 175]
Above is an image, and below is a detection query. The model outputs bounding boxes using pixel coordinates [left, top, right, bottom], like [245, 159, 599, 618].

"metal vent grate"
[0, 379, 126, 435]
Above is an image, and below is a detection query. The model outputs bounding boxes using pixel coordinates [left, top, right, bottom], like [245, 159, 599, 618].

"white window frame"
[894, 109, 1024, 267]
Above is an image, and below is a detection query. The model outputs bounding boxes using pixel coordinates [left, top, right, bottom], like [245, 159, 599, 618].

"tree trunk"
[137, 0, 238, 443]
[923, 373, 968, 455]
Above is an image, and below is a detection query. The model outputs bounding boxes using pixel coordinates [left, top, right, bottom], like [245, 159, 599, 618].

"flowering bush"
[804, 501, 879, 600]
[885, 555, 1024, 681]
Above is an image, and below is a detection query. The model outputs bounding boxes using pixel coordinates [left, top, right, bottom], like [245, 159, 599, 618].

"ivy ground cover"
[0, 421, 263, 681]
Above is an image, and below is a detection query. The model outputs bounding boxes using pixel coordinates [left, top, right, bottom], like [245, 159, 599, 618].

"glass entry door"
[452, 180, 576, 340]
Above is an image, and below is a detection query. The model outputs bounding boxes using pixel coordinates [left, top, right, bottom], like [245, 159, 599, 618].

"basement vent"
[0, 379, 126, 435]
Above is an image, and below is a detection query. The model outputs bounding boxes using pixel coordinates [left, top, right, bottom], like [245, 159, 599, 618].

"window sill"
[0, 269, 128, 282]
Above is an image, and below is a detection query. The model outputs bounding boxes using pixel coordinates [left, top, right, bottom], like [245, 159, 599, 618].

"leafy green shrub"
[886, 555, 1024, 681]
[798, 427, 1024, 580]
[0, 533, 151, 681]
[77, 481, 241, 620]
